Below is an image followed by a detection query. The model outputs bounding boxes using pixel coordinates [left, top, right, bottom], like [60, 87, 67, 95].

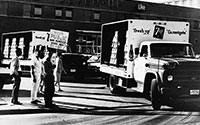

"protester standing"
[54, 52, 66, 91]
[10, 48, 22, 105]
[38, 46, 46, 94]
[30, 46, 42, 104]
[43, 50, 55, 108]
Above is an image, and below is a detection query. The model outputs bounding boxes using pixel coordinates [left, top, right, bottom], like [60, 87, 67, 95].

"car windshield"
[150, 43, 195, 58]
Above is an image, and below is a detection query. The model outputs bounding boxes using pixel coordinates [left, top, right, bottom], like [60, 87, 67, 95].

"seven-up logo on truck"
[153, 25, 165, 39]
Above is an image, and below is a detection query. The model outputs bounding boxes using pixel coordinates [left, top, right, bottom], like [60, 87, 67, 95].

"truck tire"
[151, 78, 161, 110]
[143, 80, 151, 100]
[108, 75, 126, 95]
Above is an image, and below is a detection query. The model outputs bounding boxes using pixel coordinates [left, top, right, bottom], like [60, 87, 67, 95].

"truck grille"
[164, 61, 200, 88]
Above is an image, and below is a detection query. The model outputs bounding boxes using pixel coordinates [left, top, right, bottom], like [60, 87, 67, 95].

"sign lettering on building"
[65, 0, 118, 8]
[138, 4, 145, 11]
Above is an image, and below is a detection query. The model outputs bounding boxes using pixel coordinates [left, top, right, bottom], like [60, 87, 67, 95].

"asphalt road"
[1, 76, 200, 125]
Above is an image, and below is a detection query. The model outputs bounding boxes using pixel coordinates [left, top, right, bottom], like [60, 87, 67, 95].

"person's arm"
[10, 57, 19, 76]
[54, 58, 59, 73]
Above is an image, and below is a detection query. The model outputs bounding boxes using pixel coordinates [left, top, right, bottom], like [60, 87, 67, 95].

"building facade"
[164, 0, 200, 8]
[0, 0, 200, 55]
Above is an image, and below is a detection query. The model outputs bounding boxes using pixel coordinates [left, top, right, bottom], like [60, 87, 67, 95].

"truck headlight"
[167, 75, 173, 82]
[83, 62, 86, 65]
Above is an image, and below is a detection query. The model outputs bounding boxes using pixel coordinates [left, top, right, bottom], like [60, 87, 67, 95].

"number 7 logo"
[153, 25, 165, 39]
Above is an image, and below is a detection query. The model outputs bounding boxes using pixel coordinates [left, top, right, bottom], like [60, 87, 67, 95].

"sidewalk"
[0, 97, 47, 114]
[0, 77, 107, 114]
[0, 95, 79, 114]
[0, 77, 77, 114]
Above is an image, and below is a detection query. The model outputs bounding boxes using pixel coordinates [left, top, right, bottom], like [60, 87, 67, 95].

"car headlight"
[167, 75, 173, 82]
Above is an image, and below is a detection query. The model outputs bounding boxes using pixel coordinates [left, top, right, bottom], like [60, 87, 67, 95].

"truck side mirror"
[135, 48, 139, 55]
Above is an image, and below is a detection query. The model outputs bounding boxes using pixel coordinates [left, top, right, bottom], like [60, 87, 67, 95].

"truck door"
[134, 45, 148, 84]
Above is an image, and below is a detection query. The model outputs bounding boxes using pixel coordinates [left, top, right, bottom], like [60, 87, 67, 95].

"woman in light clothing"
[54, 52, 66, 91]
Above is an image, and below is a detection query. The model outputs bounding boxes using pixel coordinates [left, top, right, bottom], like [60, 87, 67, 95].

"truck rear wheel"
[151, 78, 161, 110]
[108, 75, 126, 95]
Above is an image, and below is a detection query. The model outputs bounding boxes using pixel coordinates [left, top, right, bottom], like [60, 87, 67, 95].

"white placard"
[49, 29, 69, 51]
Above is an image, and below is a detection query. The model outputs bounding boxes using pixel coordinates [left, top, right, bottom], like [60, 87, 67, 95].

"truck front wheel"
[151, 78, 161, 110]
[108, 75, 126, 95]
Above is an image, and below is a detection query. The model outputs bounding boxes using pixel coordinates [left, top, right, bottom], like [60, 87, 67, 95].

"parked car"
[0, 67, 13, 92]
[86, 54, 108, 80]
[61, 53, 90, 80]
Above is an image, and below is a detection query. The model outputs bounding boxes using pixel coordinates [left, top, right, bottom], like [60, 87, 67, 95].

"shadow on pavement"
[61, 75, 107, 84]
[1, 81, 200, 116]
[0, 89, 43, 97]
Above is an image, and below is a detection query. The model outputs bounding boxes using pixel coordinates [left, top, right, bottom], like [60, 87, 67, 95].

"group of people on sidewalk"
[9, 45, 66, 108]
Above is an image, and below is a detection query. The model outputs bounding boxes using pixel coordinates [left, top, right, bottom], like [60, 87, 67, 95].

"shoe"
[45, 104, 53, 108]
[45, 104, 57, 108]
[35, 99, 42, 103]
[58, 89, 63, 91]
[38, 91, 44, 94]
[31, 100, 38, 104]
[12, 101, 22, 105]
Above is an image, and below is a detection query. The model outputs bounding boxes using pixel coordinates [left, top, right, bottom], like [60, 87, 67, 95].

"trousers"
[44, 74, 55, 106]
[31, 73, 41, 101]
[11, 74, 21, 103]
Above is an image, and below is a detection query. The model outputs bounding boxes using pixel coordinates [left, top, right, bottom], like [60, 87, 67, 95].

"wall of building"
[0, 0, 200, 53]
[164, 0, 200, 8]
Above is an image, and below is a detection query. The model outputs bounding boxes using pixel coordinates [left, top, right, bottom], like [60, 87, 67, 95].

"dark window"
[8, 2, 22, 16]
[34, 5, 42, 17]
[140, 45, 148, 57]
[194, 39, 199, 44]
[55, 7, 62, 19]
[194, 21, 198, 30]
[65, 9, 72, 20]
[108, 0, 116, 7]
[94, 11, 100, 22]
[0, 1, 7, 15]
[23, 4, 31, 17]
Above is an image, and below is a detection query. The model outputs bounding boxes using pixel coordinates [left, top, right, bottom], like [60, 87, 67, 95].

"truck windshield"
[150, 43, 195, 58]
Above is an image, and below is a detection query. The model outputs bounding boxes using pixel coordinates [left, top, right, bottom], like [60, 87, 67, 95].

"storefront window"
[76, 30, 101, 54]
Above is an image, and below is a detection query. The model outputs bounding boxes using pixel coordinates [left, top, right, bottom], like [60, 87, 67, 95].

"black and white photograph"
[1, 0, 200, 124]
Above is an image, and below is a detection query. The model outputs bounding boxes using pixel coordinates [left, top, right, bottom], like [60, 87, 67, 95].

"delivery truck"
[100, 19, 200, 110]
[1, 30, 49, 75]
[0, 30, 91, 80]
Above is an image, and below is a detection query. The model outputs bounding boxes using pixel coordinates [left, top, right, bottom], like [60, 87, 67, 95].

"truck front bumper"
[161, 87, 200, 98]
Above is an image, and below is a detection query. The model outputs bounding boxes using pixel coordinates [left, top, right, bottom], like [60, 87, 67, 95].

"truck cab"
[134, 41, 195, 86]
[134, 41, 200, 109]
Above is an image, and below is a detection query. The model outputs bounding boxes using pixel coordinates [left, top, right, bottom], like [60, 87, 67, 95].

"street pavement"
[0, 76, 106, 114]
[0, 77, 60, 114]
